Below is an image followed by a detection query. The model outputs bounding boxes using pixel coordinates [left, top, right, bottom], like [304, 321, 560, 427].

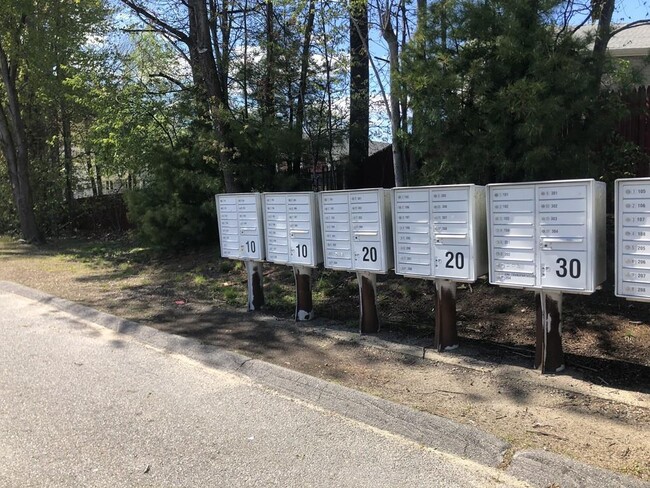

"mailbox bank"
[616, 177, 650, 302]
[392, 184, 487, 282]
[319, 189, 394, 273]
[262, 192, 322, 267]
[487, 179, 606, 294]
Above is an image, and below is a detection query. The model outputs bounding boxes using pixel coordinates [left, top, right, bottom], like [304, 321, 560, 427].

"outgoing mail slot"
[434, 234, 470, 246]
[540, 236, 586, 251]
[395, 201, 429, 213]
[353, 231, 381, 242]
[395, 212, 428, 223]
[289, 228, 311, 240]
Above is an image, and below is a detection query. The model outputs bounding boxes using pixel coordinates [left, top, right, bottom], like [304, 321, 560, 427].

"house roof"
[575, 23, 650, 56]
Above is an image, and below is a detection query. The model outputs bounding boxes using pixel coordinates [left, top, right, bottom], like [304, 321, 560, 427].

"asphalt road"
[0, 288, 531, 487]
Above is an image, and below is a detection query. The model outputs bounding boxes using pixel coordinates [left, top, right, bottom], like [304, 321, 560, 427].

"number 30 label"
[556, 257, 581, 279]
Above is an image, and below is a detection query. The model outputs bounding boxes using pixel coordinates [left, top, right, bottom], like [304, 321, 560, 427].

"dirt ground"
[0, 236, 648, 481]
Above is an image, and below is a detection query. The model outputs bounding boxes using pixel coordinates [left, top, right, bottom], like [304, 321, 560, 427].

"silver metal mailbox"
[487, 179, 606, 294]
[615, 177, 650, 301]
[319, 189, 394, 273]
[392, 184, 488, 282]
[262, 192, 323, 267]
[215, 192, 265, 261]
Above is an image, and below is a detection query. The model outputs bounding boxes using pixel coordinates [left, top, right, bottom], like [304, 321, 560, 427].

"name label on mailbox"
[487, 179, 605, 294]
[262, 192, 322, 267]
[215, 193, 265, 261]
[616, 178, 650, 301]
[392, 184, 487, 282]
[319, 189, 393, 273]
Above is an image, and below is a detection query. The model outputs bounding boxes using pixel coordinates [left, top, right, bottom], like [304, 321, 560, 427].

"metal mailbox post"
[262, 192, 323, 321]
[392, 185, 488, 351]
[215, 193, 266, 311]
[616, 178, 650, 302]
[319, 189, 394, 333]
[487, 179, 606, 373]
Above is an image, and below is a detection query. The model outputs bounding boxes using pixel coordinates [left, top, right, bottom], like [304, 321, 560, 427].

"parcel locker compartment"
[396, 263, 431, 277]
[353, 241, 383, 271]
[434, 245, 471, 280]
[621, 213, 650, 227]
[541, 250, 588, 290]
[288, 237, 313, 265]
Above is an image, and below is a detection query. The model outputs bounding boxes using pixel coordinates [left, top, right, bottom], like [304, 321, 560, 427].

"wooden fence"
[618, 85, 650, 176]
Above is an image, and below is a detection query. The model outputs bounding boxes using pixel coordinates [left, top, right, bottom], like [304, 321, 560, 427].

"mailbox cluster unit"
[262, 192, 322, 267]
[392, 185, 487, 282]
[616, 177, 650, 301]
[215, 193, 265, 261]
[486, 179, 606, 294]
[319, 189, 394, 273]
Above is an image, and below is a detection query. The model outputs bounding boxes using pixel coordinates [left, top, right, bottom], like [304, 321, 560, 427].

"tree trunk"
[348, 0, 369, 189]
[61, 99, 74, 208]
[592, 0, 615, 87]
[264, 1, 275, 120]
[292, 0, 317, 177]
[0, 39, 44, 243]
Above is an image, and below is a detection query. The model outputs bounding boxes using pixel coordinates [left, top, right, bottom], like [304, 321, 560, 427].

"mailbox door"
[538, 183, 589, 291]
[433, 244, 471, 280]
